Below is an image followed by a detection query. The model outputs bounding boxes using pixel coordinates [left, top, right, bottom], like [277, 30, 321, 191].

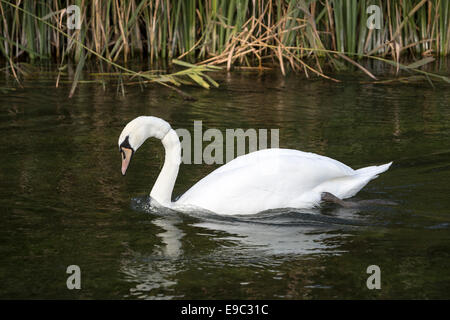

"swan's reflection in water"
[121, 213, 186, 299]
[153, 217, 185, 258]
[120, 198, 367, 299]
[191, 206, 366, 257]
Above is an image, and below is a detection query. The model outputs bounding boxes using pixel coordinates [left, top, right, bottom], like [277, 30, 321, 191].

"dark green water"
[1, 65, 449, 299]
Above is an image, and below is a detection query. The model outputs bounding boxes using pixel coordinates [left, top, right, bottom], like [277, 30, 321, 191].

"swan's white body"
[119, 116, 392, 215]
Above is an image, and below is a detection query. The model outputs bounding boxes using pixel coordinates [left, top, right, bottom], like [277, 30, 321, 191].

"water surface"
[1, 63, 450, 299]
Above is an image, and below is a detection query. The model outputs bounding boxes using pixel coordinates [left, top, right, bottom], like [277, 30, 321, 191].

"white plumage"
[119, 116, 392, 215]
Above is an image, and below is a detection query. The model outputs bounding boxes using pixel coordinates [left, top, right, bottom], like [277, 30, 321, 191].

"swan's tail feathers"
[314, 162, 393, 201]
[355, 161, 393, 180]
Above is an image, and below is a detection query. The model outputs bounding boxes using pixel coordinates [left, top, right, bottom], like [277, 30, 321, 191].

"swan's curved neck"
[150, 129, 181, 206]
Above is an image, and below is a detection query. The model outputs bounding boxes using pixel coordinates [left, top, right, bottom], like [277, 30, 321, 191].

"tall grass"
[1, 0, 449, 90]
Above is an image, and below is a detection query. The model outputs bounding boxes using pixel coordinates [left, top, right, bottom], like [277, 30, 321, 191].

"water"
[0, 63, 449, 299]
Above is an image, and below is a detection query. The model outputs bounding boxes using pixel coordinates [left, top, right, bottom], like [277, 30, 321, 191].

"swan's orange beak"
[121, 147, 133, 176]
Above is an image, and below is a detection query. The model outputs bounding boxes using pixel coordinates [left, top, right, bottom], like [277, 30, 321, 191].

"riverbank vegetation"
[1, 0, 449, 96]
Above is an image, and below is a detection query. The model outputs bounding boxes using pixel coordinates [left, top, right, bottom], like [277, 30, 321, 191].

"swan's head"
[118, 116, 171, 175]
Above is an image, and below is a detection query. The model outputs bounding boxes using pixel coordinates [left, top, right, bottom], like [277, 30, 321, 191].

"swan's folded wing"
[176, 149, 355, 215]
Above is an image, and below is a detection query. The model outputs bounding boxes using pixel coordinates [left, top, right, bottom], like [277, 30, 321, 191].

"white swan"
[118, 116, 392, 215]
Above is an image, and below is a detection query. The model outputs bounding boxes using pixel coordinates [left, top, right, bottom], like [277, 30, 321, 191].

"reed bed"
[1, 0, 449, 95]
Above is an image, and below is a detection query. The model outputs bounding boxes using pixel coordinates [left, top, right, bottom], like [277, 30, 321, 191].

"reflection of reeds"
[1, 0, 449, 91]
